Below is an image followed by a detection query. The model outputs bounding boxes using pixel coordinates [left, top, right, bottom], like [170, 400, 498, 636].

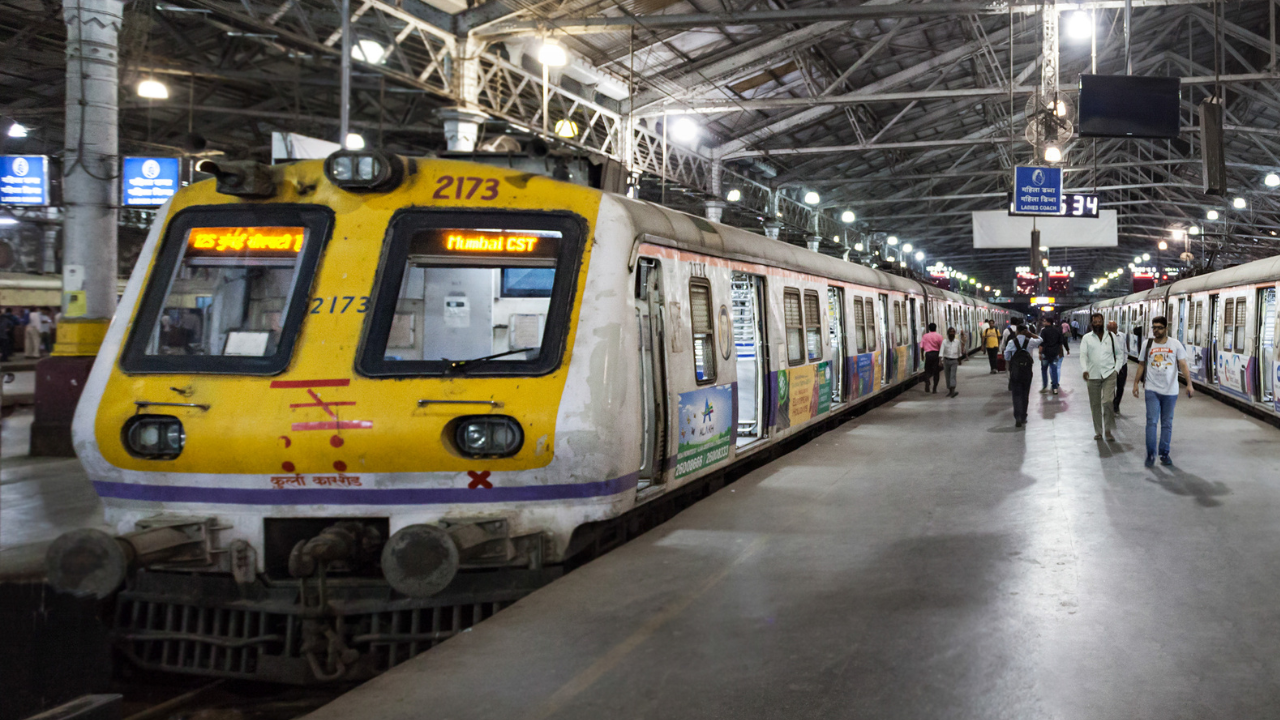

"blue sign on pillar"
[1012, 165, 1062, 215]
[122, 157, 181, 206]
[0, 155, 50, 205]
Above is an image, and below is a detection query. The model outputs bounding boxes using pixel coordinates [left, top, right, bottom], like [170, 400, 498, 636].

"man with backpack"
[1132, 316, 1193, 467]
[1003, 323, 1041, 428]
[1038, 317, 1066, 395]
[1081, 313, 1127, 441]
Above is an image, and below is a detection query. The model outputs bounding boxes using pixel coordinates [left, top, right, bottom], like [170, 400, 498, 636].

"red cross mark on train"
[467, 471, 493, 489]
[270, 378, 374, 431]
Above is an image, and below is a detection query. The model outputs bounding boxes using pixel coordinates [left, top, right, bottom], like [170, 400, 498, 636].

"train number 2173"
[311, 296, 369, 314]
[434, 175, 500, 201]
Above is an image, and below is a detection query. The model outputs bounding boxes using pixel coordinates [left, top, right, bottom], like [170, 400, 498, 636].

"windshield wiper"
[448, 348, 534, 370]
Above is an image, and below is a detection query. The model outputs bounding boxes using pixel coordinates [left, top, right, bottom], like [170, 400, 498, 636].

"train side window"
[1235, 298, 1247, 352]
[784, 288, 804, 366]
[893, 302, 904, 346]
[863, 298, 877, 351]
[804, 289, 823, 361]
[1223, 299, 1235, 351]
[1196, 301, 1205, 345]
[853, 298, 867, 353]
[689, 279, 717, 384]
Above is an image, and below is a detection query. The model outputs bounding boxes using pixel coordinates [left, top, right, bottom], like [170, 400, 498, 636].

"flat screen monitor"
[1077, 74, 1182, 139]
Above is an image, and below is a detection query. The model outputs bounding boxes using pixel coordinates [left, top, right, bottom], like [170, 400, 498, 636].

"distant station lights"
[915, 251, 924, 261]
[1189, 225, 1201, 235]
[1206, 209, 1220, 220]
[887, 235, 898, 245]
[137, 78, 169, 99]
[538, 40, 568, 67]
[803, 191, 820, 205]
[1067, 11, 1094, 40]
[1266, 173, 1280, 187]
[352, 39, 386, 65]
[1233, 197, 1247, 209]
[841, 210, 855, 223]
[726, 188, 741, 202]
[670, 117, 699, 144]
[853, 242, 864, 251]
[902, 243, 913, 252]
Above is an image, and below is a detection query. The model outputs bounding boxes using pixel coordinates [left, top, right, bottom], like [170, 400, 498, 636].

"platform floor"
[307, 352, 1280, 720]
[0, 408, 107, 579]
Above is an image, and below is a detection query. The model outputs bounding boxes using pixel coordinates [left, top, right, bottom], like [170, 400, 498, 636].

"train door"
[827, 287, 848, 405]
[1208, 293, 1220, 384]
[1257, 287, 1276, 404]
[878, 294, 892, 385]
[1177, 297, 1187, 344]
[732, 272, 769, 447]
[635, 259, 669, 490]
[908, 298, 919, 371]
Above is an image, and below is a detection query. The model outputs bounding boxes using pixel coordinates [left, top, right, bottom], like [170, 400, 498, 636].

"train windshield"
[360, 213, 582, 377]
[121, 206, 332, 374]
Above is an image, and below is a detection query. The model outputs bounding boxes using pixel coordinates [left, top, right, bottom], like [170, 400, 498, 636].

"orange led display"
[444, 233, 540, 253]
[186, 227, 305, 257]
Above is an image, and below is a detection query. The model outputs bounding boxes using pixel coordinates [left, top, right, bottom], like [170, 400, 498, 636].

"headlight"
[323, 150, 403, 192]
[453, 416, 523, 458]
[123, 415, 185, 459]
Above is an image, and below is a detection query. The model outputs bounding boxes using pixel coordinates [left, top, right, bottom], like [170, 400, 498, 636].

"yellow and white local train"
[1070, 256, 1279, 412]
[50, 151, 1016, 682]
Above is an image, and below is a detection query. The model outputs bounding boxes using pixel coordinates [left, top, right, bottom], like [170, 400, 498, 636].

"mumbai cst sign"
[0, 155, 50, 205]
[123, 157, 180, 207]
[1012, 165, 1062, 215]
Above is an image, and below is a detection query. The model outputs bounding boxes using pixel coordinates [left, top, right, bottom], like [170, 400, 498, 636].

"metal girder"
[476, 0, 1239, 37]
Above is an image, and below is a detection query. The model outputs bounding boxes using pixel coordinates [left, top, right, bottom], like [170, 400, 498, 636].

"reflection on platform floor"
[306, 353, 1280, 720]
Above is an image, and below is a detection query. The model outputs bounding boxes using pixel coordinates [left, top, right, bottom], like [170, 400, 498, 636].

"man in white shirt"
[1132, 315, 1192, 466]
[940, 326, 964, 398]
[1080, 312, 1127, 441]
[1003, 323, 1042, 427]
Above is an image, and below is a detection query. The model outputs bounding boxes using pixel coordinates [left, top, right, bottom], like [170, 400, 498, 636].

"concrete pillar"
[60, 0, 121, 332]
[704, 199, 726, 223]
[439, 108, 488, 152]
[35, 0, 123, 456]
[806, 235, 821, 252]
[763, 220, 781, 240]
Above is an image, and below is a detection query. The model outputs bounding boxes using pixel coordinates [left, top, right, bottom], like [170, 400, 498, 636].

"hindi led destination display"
[185, 227, 306, 259]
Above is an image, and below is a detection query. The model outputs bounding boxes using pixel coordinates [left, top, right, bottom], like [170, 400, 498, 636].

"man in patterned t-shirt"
[1132, 315, 1193, 467]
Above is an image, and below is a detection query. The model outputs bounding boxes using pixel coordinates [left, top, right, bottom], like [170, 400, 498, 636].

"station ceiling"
[2, 0, 1279, 293]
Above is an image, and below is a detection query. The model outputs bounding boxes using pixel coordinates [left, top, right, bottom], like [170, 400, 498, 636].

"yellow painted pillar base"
[52, 318, 109, 357]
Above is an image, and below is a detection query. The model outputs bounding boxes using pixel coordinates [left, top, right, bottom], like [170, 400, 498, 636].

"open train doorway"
[827, 287, 848, 405]
[732, 272, 768, 447]
[1258, 287, 1276, 404]
[1208, 293, 1220, 384]
[636, 259, 668, 491]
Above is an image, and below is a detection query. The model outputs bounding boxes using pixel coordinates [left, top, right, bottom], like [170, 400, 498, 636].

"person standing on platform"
[24, 307, 43, 358]
[1060, 318, 1071, 345]
[1038, 317, 1065, 395]
[983, 320, 1001, 374]
[920, 323, 944, 393]
[1133, 316, 1193, 467]
[941, 326, 964, 398]
[1081, 313, 1126, 441]
[0, 308, 14, 362]
[1107, 320, 1128, 415]
[1004, 324, 1041, 427]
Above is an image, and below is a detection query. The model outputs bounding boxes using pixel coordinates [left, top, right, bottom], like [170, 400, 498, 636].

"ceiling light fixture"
[803, 190, 820, 205]
[344, 133, 365, 150]
[1233, 197, 1247, 209]
[841, 210, 855, 223]
[1044, 145, 1062, 163]
[726, 188, 741, 202]
[538, 40, 568, 67]
[7, 122, 28, 138]
[137, 78, 169, 99]
[670, 117, 700, 144]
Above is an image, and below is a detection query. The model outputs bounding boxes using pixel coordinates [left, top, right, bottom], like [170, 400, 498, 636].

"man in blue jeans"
[1132, 315, 1193, 467]
[1037, 317, 1066, 395]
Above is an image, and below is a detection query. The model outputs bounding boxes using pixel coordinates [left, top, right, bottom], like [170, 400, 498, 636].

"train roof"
[607, 195, 1016, 316]
[1073, 253, 1280, 313]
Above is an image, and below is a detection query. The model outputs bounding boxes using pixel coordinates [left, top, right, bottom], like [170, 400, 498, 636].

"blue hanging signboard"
[122, 157, 181, 206]
[1012, 165, 1062, 215]
[0, 155, 50, 205]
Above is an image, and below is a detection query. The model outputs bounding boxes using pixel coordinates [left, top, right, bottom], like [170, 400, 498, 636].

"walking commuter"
[1037, 317, 1065, 395]
[1132, 316, 1193, 467]
[24, 307, 43, 358]
[1060, 318, 1071, 345]
[941, 326, 964, 398]
[982, 320, 1001, 374]
[1004, 323, 1041, 428]
[1107, 320, 1128, 414]
[920, 322, 944, 393]
[1081, 313, 1127, 441]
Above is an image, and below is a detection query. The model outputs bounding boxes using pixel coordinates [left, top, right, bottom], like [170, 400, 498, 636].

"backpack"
[1009, 337, 1034, 381]
[1136, 338, 1155, 384]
